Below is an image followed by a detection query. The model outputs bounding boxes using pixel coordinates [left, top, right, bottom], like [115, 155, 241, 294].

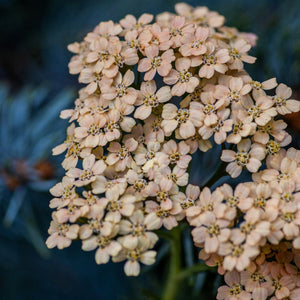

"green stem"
[176, 264, 216, 280]
[204, 144, 228, 187]
[162, 226, 182, 300]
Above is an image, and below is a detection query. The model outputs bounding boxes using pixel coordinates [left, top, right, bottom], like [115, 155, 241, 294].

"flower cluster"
[217, 241, 300, 300]
[47, 2, 300, 294]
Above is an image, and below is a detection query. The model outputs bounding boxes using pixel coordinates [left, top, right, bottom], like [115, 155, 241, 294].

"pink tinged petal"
[186, 77, 199, 93]
[221, 150, 236, 162]
[124, 260, 140, 276]
[106, 153, 119, 165]
[172, 83, 186, 96]
[156, 86, 172, 102]
[92, 160, 106, 175]
[144, 68, 156, 81]
[138, 13, 153, 24]
[164, 69, 179, 85]
[199, 65, 214, 79]
[74, 127, 88, 139]
[223, 256, 237, 271]
[161, 49, 175, 63]
[145, 45, 159, 58]
[140, 251, 156, 265]
[175, 57, 191, 71]
[226, 162, 242, 178]
[246, 158, 261, 173]
[177, 155, 192, 169]
[241, 55, 256, 64]
[66, 168, 81, 178]
[85, 135, 99, 148]
[162, 103, 178, 119]
[214, 63, 228, 74]
[230, 77, 243, 91]
[83, 155, 96, 169]
[141, 80, 157, 95]
[138, 58, 151, 72]
[95, 248, 110, 264]
[261, 78, 277, 90]
[134, 105, 152, 120]
[205, 236, 219, 253]
[123, 235, 138, 249]
[123, 70, 135, 86]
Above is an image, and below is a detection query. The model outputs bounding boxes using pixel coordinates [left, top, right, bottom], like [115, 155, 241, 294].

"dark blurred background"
[0, 0, 299, 299]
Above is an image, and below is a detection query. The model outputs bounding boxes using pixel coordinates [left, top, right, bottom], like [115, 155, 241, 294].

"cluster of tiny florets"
[46, 2, 300, 291]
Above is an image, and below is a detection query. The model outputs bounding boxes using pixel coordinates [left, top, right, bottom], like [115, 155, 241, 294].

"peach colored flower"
[168, 16, 195, 48]
[46, 220, 79, 249]
[106, 138, 138, 172]
[118, 210, 159, 249]
[134, 80, 171, 120]
[161, 140, 191, 169]
[273, 83, 300, 115]
[217, 270, 251, 300]
[198, 109, 233, 144]
[228, 39, 256, 70]
[179, 26, 209, 56]
[221, 139, 265, 178]
[197, 44, 230, 79]
[120, 13, 153, 32]
[138, 46, 175, 81]
[243, 95, 277, 126]
[101, 70, 138, 105]
[164, 57, 199, 96]
[161, 102, 202, 138]
[82, 232, 122, 265]
[139, 23, 172, 51]
[66, 154, 107, 187]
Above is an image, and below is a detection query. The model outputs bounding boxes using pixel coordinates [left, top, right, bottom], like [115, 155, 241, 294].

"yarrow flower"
[47, 4, 300, 299]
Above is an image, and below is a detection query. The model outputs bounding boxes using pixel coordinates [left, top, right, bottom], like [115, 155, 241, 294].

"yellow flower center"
[281, 212, 295, 223]
[146, 150, 156, 160]
[273, 96, 286, 107]
[226, 196, 239, 207]
[233, 121, 243, 134]
[169, 152, 180, 164]
[157, 191, 168, 202]
[170, 28, 182, 37]
[254, 197, 266, 209]
[192, 40, 204, 48]
[229, 48, 241, 59]
[203, 54, 216, 65]
[180, 198, 195, 209]
[207, 224, 220, 236]
[58, 224, 70, 236]
[241, 222, 254, 234]
[251, 272, 265, 283]
[134, 179, 147, 191]
[248, 105, 262, 118]
[266, 140, 280, 155]
[144, 94, 159, 107]
[178, 70, 192, 83]
[231, 245, 243, 257]
[203, 104, 215, 115]
[116, 83, 127, 98]
[80, 169, 93, 181]
[251, 81, 262, 90]
[118, 146, 129, 159]
[151, 56, 162, 69]
[281, 192, 293, 202]
[228, 90, 241, 102]
[229, 284, 242, 295]
[235, 152, 249, 166]
[114, 54, 125, 67]
[176, 108, 190, 123]
[88, 124, 101, 135]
